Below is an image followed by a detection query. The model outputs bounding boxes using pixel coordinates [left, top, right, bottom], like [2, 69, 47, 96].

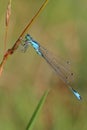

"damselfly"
[20, 34, 82, 100]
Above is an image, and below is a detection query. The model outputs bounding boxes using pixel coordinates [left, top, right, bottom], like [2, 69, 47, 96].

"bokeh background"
[0, 0, 87, 129]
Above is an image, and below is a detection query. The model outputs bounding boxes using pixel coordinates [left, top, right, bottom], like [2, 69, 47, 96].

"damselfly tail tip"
[71, 87, 82, 101]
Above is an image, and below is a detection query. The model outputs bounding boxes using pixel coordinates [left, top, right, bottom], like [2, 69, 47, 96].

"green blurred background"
[0, 0, 87, 129]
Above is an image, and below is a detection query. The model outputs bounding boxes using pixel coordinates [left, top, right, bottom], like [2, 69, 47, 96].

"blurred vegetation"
[0, 0, 87, 130]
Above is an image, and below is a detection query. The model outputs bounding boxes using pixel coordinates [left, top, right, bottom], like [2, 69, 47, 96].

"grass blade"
[26, 88, 50, 130]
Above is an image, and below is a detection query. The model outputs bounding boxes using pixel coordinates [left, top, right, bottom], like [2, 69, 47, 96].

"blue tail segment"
[69, 87, 82, 100]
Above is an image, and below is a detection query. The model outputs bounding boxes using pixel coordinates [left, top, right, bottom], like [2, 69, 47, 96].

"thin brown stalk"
[4, 0, 11, 53]
[0, 0, 49, 76]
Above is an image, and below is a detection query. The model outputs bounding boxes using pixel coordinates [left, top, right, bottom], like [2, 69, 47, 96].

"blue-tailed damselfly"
[20, 34, 82, 100]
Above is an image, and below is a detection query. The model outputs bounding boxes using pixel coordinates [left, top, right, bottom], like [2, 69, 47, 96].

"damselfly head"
[25, 34, 32, 42]
[18, 35, 30, 53]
